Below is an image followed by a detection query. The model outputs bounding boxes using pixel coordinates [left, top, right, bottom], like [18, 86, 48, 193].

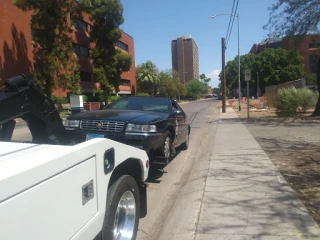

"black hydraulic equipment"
[0, 74, 71, 145]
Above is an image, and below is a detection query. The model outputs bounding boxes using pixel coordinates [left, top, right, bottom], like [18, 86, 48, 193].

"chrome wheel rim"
[164, 136, 171, 158]
[113, 191, 136, 240]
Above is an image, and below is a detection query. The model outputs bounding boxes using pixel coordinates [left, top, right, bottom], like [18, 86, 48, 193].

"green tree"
[177, 82, 187, 98]
[93, 68, 112, 102]
[224, 49, 304, 95]
[158, 70, 178, 96]
[14, 0, 81, 97]
[81, 0, 132, 99]
[258, 49, 304, 85]
[158, 69, 187, 98]
[224, 54, 258, 91]
[186, 79, 207, 99]
[212, 88, 221, 95]
[136, 61, 160, 95]
[263, 0, 320, 116]
[200, 74, 211, 84]
[305, 73, 317, 85]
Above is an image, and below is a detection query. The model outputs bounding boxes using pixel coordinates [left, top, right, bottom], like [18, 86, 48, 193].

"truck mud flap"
[139, 183, 147, 218]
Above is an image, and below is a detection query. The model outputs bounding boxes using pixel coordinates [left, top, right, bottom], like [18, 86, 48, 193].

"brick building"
[0, 0, 136, 97]
[171, 35, 199, 84]
[249, 35, 320, 75]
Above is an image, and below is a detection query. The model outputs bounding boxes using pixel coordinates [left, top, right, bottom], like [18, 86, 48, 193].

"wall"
[0, 0, 33, 87]
[118, 32, 136, 94]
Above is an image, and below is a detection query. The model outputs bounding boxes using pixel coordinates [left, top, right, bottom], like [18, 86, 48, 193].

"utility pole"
[237, 14, 241, 111]
[221, 38, 226, 113]
[256, 72, 259, 98]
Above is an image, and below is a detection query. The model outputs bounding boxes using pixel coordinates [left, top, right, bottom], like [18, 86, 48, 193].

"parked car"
[217, 95, 222, 100]
[64, 96, 190, 164]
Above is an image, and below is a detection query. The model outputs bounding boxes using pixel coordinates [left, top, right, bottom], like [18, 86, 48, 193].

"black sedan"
[64, 96, 190, 163]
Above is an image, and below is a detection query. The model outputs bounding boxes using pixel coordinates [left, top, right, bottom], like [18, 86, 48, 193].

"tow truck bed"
[0, 139, 149, 240]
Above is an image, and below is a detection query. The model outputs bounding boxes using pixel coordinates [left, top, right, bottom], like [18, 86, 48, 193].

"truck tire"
[101, 175, 140, 240]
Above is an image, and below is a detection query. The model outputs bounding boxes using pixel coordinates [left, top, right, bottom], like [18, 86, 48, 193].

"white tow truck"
[0, 74, 149, 240]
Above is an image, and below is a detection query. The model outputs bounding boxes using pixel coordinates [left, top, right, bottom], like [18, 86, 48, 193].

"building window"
[309, 55, 319, 74]
[80, 72, 92, 82]
[73, 43, 90, 57]
[71, 19, 88, 32]
[120, 79, 130, 86]
[309, 43, 320, 49]
[116, 40, 129, 51]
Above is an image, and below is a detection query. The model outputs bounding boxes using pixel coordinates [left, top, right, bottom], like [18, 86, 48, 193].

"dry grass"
[229, 99, 320, 226]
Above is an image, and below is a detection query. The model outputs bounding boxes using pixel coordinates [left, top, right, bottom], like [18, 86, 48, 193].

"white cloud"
[206, 70, 220, 88]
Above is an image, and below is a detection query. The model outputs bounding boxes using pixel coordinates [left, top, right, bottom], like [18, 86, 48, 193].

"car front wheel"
[159, 131, 172, 159]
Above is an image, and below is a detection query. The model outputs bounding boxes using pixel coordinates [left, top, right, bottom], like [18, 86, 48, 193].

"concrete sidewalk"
[196, 108, 320, 239]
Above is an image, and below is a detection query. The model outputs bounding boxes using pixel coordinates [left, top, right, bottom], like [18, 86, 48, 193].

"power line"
[226, 0, 239, 46]
[225, 0, 236, 44]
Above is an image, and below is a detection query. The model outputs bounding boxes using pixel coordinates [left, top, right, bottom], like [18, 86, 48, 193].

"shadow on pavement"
[146, 148, 182, 184]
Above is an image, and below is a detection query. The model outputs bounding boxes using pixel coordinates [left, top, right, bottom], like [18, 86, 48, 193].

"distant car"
[217, 95, 222, 100]
[65, 96, 190, 164]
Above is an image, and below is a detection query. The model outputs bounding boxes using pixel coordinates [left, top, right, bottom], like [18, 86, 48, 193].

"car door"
[171, 100, 188, 146]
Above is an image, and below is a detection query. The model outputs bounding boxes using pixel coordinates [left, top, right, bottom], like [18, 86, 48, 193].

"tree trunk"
[311, 58, 320, 116]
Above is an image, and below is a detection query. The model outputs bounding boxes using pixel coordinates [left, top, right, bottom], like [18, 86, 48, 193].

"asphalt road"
[137, 98, 220, 240]
[11, 121, 33, 142]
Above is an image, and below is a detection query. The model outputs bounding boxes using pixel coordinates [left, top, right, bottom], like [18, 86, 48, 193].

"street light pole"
[210, 13, 241, 111]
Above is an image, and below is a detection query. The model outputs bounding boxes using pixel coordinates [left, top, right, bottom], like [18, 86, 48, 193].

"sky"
[120, 0, 277, 88]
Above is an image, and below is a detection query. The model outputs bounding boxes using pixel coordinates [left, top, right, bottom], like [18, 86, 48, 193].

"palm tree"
[136, 61, 159, 95]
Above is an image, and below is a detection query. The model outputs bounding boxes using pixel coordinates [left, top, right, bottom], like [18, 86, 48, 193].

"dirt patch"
[232, 100, 320, 226]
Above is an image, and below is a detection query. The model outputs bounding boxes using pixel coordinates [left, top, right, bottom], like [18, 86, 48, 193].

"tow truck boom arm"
[0, 74, 70, 145]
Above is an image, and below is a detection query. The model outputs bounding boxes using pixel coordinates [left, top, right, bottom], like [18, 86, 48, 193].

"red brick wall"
[0, 0, 33, 87]
[118, 32, 136, 94]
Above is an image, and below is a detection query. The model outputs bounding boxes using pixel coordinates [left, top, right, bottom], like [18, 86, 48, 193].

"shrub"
[136, 92, 150, 96]
[108, 95, 121, 102]
[51, 95, 68, 104]
[82, 95, 88, 103]
[275, 87, 318, 116]
[275, 87, 299, 117]
[297, 88, 315, 113]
